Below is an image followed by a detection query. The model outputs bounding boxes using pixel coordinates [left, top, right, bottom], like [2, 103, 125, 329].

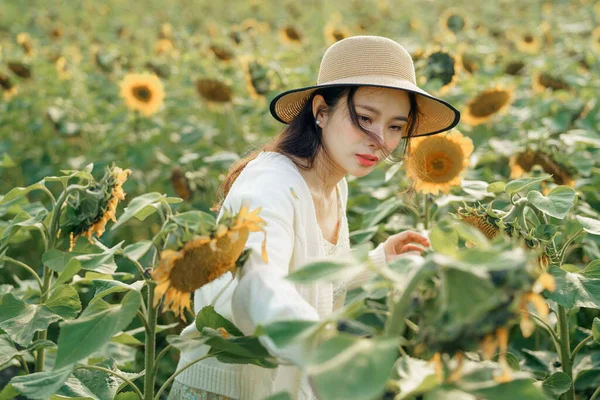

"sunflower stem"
[153, 344, 173, 378]
[1, 257, 43, 292]
[144, 281, 157, 400]
[134, 111, 141, 134]
[16, 355, 30, 375]
[571, 335, 592, 364]
[35, 184, 87, 373]
[557, 305, 575, 400]
[153, 352, 222, 400]
[423, 193, 431, 230]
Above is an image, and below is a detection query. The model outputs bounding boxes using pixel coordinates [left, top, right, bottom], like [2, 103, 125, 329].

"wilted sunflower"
[0, 74, 18, 101]
[151, 205, 268, 319]
[421, 50, 458, 93]
[61, 166, 132, 251]
[16, 33, 34, 56]
[592, 27, 600, 53]
[196, 78, 233, 103]
[170, 166, 193, 201]
[405, 130, 474, 195]
[209, 44, 235, 61]
[7, 62, 32, 79]
[280, 25, 302, 44]
[458, 52, 478, 74]
[439, 9, 468, 37]
[504, 60, 525, 76]
[119, 72, 165, 116]
[532, 72, 570, 93]
[515, 32, 541, 54]
[241, 56, 274, 100]
[462, 86, 513, 126]
[509, 149, 576, 187]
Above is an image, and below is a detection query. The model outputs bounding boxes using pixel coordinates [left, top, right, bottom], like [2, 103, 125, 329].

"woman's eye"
[391, 125, 404, 131]
[359, 115, 371, 123]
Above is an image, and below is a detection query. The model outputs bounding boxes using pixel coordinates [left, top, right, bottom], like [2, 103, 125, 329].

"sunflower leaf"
[196, 305, 243, 337]
[0, 180, 46, 206]
[526, 186, 576, 219]
[111, 193, 165, 231]
[9, 365, 74, 400]
[576, 215, 600, 235]
[505, 175, 552, 197]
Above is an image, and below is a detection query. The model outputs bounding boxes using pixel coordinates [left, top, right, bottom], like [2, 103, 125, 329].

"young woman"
[168, 35, 460, 400]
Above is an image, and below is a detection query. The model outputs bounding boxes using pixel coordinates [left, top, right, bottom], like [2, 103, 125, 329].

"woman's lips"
[356, 154, 377, 167]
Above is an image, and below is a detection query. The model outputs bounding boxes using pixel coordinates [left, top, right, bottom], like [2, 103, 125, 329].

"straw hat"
[269, 35, 460, 137]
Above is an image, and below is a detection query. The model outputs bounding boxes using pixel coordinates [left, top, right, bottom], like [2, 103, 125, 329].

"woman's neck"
[294, 151, 345, 209]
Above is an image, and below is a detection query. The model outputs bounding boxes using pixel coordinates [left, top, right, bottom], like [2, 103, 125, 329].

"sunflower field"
[1, 0, 600, 399]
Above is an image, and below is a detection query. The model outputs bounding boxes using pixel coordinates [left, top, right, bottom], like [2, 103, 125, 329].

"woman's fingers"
[400, 244, 425, 254]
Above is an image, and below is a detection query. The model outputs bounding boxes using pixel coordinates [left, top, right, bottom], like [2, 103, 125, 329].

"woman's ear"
[312, 95, 327, 125]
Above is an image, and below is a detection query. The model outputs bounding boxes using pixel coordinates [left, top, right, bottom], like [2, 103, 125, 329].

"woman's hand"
[383, 230, 431, 263]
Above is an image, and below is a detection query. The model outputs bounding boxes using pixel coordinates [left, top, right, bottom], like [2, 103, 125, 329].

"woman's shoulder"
[235, 151, 306, 189]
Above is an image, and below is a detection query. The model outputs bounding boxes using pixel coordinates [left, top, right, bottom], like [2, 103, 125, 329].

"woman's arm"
[222, 167, 320, 366]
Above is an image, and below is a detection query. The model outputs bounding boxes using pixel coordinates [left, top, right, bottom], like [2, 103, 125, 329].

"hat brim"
[269, 76, 461, 138]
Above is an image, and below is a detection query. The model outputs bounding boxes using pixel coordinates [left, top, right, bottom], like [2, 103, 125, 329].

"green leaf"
[487, 181, 506, 194]
[114, 393, 139, 400]
[430, 219, 458, 256]
[547, 265, 600, 309]
[44, 242, 123, 281]
[166, 333, 209, 353]
[55, 358, 143, 400]
[542, 372, 572, 398]
[10, 365, 73, 399]
[0, 384, 19, 400]
[171, 210, 216, 231]
[54, 290, 142, 369]
[110, 332, 144, 346]
[286, 260, 364, 284]
[393, 356, 439, 399]
[0, 181, 46, 206]
[362, 197, 405, 228]
[505, 352, 521, 371]
[592, 318, 600, 344]
[576, 215, 600, 235]
[0, 293, 63, 346]
[533, 224, 559, 241]
[256, 320, 319, 348]
[527, 186, 576, 219]
[46, 284, 82, 320]
[505, 174, 552, 197]
[196, 305, 244, 337]
[264, 392, 293, 400]
[201, 328, 277, 368]
[122, 240, 153, 261]
[451, 219, 490, 248]
[582, 260, 600, 278]
[111, 193, 166, 231]
[306, 334, 399, 400]
[1, 208, 48, 247]
[92, 279, 144, 300]
[45, 167, 94, 187]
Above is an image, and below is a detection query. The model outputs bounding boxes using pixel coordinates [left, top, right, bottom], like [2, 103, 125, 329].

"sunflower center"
[469, 91, 511, 117]
[523, 34, 534, 43]
[132, 85, 153, 103]
[411, 138, 465, 183]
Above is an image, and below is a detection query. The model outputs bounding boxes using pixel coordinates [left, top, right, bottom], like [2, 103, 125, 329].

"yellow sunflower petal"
[119, 72, 165, 116]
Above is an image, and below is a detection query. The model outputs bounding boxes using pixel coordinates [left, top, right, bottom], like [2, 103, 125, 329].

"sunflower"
[119, 72, 165, 116]
[8, 62, 32, 79]
[151, 205, 268, 319]
[196, 78, 233, 103]
[16, 32, 34, 56]
[0, 74, 18, 101]
[462, 86, 513, 126]
[404, 130, 473, 195]
[155, 39, 175, 55]
[240, 56, 274, 100]
[504, 60, 525, 76]
[170, 166, 193, 201]
[508, 149, 576, 187]
[439, 9, 468, 38]
[209, 44, 235, 61]
[50, 26, 63, 39]
[421, 50, 458, 94]
[280, 25, 302, 44]
[458, 52, 478, 74]
[323, 13, 351, 45]
[593, 26, 600, 53]
[532, 72, 570, 93]
[56, 56, 71, 80]
[515, 31, 541, 54]
[62, 166, 132, 252]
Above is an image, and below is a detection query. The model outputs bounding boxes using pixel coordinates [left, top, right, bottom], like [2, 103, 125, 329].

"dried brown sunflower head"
[196, 78, 233, 103]
[61, 165, 132, 251]
[462, 87, 513, 126]
[151, 205, 268, 319]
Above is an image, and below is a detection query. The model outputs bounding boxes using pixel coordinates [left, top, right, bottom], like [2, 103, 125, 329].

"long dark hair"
[212, 85, 421, 213]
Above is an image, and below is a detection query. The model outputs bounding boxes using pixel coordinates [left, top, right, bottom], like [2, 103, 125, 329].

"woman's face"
[316, 86, 411, 178]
